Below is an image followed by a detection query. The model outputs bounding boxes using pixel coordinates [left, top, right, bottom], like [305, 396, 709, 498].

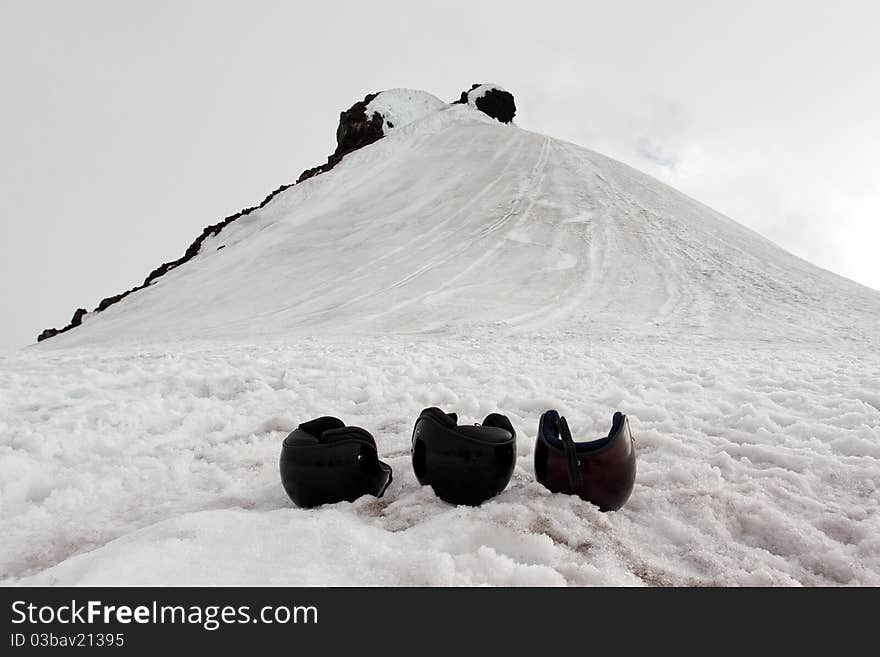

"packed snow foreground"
[2, 88, 879, 586]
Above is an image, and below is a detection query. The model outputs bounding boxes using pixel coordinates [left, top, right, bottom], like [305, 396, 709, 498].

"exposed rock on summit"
[297, 93, 384, 183]
[454, 83, 516, 123]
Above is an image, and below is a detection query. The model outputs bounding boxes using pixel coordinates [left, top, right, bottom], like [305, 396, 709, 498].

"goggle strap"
[558, 416, 584, 490]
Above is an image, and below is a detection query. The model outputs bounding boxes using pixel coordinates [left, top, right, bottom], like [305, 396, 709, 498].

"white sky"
[2, 0, 878, 349]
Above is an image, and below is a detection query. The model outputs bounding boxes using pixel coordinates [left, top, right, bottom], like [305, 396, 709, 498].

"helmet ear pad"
[322, 425, 377, 448]
[483, 412, 515, 437]
[411, 407, 516, 506]
[297, 416, 345, 439]
[537, 409, 562, 446]
[420, 406, 458, 427]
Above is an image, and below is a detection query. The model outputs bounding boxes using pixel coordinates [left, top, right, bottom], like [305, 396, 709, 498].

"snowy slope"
[2, 93, 879, 586]
[36, 102, 877, 346]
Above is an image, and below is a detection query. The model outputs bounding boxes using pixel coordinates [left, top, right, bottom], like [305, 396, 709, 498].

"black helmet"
[534, 410, 636, 511]
[411, 407, 516, 506]
[280, 416, 392, 508]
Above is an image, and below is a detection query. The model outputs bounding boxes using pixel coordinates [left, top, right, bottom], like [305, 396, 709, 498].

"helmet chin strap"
[557, 416, 584, 489]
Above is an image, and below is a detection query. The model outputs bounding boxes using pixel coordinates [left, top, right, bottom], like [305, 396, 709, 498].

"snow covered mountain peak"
[35, 84, 877, 347]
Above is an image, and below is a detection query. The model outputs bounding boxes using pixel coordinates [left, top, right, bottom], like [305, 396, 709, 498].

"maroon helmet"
[534, 410, 636, 511]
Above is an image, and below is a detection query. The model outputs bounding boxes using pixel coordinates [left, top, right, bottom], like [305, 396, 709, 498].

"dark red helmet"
[534, 410, 636, 511]
[280, 417, 392, 508]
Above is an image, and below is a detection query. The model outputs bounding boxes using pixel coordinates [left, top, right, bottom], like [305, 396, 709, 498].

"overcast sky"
[2, 0, 878, 349]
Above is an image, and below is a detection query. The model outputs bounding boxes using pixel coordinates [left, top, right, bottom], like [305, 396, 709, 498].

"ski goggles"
[280, 416, 392, 508]
[535, 410, 636, 511]
[411, 406, 516, 506]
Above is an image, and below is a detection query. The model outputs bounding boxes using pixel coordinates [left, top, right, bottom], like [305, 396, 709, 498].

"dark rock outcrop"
[474, 88, 516, 123]
[37, 328, 58, 342]
[37, 308, 87, 342]
[453, 83, 481, 104]
[297, 93, 384, 183]
[453, 84, 516, 123]
[70, 307, 87, 327]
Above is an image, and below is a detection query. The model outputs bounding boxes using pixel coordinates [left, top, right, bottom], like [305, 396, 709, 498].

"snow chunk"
[467, 83, 507, 103]
[365, 89, 447, 134]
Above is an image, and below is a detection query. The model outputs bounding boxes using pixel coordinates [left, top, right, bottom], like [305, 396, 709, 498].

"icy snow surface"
[467, 83, 507, 104]
[365, 89, 447, 135]
[2, 103, 879, 585]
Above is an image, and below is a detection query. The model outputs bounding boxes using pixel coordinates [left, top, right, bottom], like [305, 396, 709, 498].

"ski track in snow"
[3, 101, 879, 586]
[1, 334, 878, 586]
